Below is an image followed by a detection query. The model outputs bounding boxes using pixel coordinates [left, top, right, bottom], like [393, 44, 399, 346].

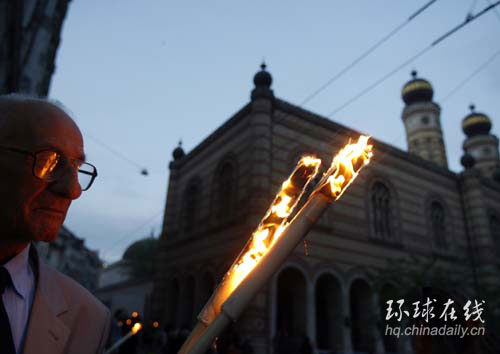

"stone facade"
[0, 0, 71, 96]
[152, 66, 500, 354]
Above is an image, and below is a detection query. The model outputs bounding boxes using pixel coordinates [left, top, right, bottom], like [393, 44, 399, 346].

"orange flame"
[318, 135, 373, 199]
[227, 156, 321, 293]
[131, 322, 142, 335]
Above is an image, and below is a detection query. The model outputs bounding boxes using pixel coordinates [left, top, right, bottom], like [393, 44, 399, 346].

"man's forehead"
[0, 99, 84, 158]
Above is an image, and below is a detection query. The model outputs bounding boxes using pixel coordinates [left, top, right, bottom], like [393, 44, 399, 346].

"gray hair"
[0, 93, 71, 116]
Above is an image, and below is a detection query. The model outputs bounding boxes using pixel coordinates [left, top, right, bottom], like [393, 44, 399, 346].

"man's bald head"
[0, 94, 86, 250]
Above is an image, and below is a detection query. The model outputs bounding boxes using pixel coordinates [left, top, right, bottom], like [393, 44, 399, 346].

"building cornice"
[274, 98, 457, 180]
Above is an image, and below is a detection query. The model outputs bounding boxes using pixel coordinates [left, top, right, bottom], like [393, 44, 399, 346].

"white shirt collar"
[3, 244, 31, 300]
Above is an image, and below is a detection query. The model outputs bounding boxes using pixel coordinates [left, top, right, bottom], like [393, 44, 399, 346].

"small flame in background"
[131, 323, 142, 335]
[228, 156, 322, 293]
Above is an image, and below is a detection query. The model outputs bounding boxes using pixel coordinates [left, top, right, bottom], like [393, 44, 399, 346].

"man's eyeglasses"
[0, 146, 97, 191]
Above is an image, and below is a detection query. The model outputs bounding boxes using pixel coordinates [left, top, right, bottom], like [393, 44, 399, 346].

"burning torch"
[104, 322, 142, 354]
[178, 135, 373, 354]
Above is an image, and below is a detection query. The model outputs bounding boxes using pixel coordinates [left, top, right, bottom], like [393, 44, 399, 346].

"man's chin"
[28, 212, 66, 242]
[29, 223, 63, 243]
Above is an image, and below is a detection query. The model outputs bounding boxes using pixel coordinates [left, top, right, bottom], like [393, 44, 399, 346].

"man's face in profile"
[0, 100, 84, 243]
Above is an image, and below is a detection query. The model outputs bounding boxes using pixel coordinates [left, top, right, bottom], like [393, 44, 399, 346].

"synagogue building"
[152, 65, 500, 353]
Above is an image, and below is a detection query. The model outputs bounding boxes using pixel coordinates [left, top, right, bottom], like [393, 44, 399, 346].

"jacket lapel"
[23, 247, 70, 354]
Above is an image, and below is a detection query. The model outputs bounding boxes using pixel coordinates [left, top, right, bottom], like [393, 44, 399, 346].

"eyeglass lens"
[34, 151, 59, 179]
[78, 163, 95, 191]
[34, 151, 95, 190]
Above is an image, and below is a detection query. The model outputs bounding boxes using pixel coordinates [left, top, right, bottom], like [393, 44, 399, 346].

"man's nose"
[48, 168, 82, 200]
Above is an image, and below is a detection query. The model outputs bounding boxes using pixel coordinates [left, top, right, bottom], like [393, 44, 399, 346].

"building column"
[152, 149, 184, 320]
[372, 291, 385, 353]
[342, 287, 353, 353]
[306, 278, 316, 348]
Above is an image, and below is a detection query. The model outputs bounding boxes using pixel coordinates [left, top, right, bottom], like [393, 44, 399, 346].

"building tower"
[462, 104, 500, 179]
[401, 71, 448, 168]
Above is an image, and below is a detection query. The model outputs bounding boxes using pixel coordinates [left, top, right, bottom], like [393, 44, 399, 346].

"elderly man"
[0, 95, 110, 354]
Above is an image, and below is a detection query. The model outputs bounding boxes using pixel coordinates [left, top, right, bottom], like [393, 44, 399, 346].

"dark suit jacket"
[22, 246, 110, 354]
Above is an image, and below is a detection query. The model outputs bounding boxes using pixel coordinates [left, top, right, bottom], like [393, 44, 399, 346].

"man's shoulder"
[40, 262, 108, 317]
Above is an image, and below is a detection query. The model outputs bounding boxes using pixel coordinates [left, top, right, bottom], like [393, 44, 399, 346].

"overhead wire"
[326, 46, 430, 118]
[326, 0, 500, 119]
[441, 47, 500, 103]
[485, 0, 500, 23]
[86, 133, 152, 176]
[300, 0, 438, 106]
[101, 210, 164, 261]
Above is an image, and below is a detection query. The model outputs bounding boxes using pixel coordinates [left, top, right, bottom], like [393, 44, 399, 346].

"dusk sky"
[49, 0, 500, 263]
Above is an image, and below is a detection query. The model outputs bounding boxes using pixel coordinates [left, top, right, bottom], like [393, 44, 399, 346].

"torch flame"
[271, 195, 292, 218]
[227, 156, 321, 294]
[319, 135, 372, 199]
[131, 322, 142, 335]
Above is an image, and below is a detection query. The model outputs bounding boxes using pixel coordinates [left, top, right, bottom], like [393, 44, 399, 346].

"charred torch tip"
[300, 156, 322, 167]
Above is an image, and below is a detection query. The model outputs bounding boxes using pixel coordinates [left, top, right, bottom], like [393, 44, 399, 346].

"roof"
[173, 96, 458, 180]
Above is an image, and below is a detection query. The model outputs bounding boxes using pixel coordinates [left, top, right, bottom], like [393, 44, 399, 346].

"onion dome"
[402, 70, 434, 105]
[122, 237, 158, 277]
[123, 237, 158, 261]
[253, 62, 272, 88]
[462, 104, 492, 138]
[460, 153, 475, 169]
[172, 140, 185, 160]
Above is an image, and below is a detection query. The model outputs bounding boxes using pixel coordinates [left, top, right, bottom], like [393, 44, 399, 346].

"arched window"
[215, 162, 235, 221]
[430, 201, 446, 249]
[183, 180, 200, 234]
[371, 182, 392, 239]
